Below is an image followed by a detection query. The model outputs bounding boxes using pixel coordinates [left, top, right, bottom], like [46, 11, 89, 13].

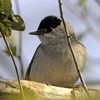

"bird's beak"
[29, 30, 46, 35]
[29, 31, 39, 35]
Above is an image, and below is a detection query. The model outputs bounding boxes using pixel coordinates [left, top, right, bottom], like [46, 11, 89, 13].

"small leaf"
[0, 12, 6, 20]
[0, 22, 11, 37]
[0, 0, 12, 15]
[4, 46, 16, 56]
[10, 15, 25, 31]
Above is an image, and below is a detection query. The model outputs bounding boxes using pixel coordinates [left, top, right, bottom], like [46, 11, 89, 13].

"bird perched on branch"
[25, 15, 86, 87]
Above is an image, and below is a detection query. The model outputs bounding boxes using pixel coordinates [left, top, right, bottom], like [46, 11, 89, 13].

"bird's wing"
[25, 44, 43, 80]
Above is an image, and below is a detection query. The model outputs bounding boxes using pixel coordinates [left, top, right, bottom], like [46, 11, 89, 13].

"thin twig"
[58, 0, 90, 96]
[15, 0, 24, 78]
[1, 32, 25, 100]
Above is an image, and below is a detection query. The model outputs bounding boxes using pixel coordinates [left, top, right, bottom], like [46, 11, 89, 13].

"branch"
[1, 32, 25, 100]
[0, 80, 99, 100]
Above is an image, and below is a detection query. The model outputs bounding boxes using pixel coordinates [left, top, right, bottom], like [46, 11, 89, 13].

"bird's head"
[29, 15, 61, 35]
[29, 15, 76, 44]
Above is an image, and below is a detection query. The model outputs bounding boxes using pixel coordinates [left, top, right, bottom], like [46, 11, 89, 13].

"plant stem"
[58, 0, 90, 96]
[15, 0, 24, 78]
[1, 32, 25, 100]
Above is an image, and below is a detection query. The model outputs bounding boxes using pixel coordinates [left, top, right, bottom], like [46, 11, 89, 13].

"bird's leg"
[43, 81, 52, 86]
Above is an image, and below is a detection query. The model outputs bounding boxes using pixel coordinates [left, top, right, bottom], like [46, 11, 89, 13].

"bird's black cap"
[29, 15, 61, 35]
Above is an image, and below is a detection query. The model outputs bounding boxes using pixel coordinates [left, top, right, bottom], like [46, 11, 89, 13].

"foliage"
[0, 0, 25, 37]
[5, 45, 16, 56]
[0, 0, 25, 56]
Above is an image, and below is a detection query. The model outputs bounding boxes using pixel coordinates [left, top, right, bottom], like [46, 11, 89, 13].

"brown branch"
[0, 80, 99, 100]
[1, 32, 25, 100]
[58, 0, 89, 96]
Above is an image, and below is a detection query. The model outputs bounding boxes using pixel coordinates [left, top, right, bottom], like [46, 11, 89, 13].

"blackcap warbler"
[25, 16, 86, 87]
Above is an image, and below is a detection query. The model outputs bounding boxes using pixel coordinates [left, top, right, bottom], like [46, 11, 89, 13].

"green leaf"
[0, 0, 25, 38]
[0, 12, 6, 20]
[0, 0, 12, 17]
[5, 46, 16, 56]
[0, 22, 11, 37]
[10, 15, 25, 31]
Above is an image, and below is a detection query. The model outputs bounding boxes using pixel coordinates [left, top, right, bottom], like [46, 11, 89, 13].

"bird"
[25, 15, 86, 87]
